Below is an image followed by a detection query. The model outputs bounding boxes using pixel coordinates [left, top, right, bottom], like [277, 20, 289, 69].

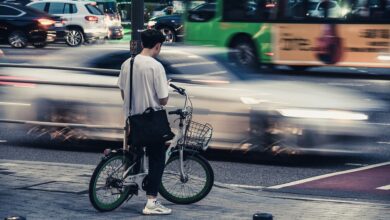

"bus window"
[222, 0, 278, 22]
[187, 2, 216, 22]
[302, 0, 343, 19]
[347, 0, 390, 21]
[284, 0, 308, 19]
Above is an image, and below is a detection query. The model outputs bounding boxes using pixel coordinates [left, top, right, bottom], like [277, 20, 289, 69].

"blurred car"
[146, 2, 216, 43]
[147, 13, 183, 42]
[307, 0, 343, 18]
[27, 0, 107, 47]
[347, 0, 390, 20]
[0, 44, 387, 156]
[95, 0, 123, 39]
[105, 16, 123, 39]
[0, 3, 60, 48]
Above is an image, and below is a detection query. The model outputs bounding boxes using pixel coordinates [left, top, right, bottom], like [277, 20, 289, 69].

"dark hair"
[141, 29, 165, 49]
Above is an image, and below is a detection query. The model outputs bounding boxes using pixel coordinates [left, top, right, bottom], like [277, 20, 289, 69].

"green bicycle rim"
[92, 155, 129, 210]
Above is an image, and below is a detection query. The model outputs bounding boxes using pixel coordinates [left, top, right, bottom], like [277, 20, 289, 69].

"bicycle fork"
[179, 147, 188, 182]
[165, 126, 187, 181]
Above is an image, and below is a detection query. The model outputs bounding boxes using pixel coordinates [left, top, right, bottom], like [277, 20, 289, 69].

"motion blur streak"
[276, 109, 368, 120]
[377, 55, 390, 61]
[0, 102, 31, 107]
[0, 81, 35, 88]
[171, 61, 217, 68]
[191, 79, 230, 84]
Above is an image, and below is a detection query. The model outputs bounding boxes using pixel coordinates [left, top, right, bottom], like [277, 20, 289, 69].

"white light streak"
[0, 102, 31, 107]
[276, 108, 368, 121]
[376, 185, 390, 190]
[171, 61, 216, 68]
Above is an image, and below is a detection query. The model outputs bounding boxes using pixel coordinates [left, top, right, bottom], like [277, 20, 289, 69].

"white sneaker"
[142, 200, 172, 215]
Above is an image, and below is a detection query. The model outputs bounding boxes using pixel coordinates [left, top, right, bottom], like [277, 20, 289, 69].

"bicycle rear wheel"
[159, 153, 214, 204]
[89, 153, 132, 212]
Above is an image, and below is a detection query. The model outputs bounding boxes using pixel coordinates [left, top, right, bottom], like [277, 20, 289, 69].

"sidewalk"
[0, 159, 389, 220]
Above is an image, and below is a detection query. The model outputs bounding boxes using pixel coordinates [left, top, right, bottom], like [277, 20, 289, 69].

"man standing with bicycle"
[117, 29, 172, 215]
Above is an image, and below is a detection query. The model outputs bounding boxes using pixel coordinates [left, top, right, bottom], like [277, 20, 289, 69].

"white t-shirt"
[117, 54, 169, 119]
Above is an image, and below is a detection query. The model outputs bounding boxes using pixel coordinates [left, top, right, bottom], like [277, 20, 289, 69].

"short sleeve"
[117, 61, 127, 90]
[154, 63, 169, 99]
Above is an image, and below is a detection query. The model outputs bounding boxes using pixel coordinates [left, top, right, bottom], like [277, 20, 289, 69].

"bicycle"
[88, 83, 214, 212]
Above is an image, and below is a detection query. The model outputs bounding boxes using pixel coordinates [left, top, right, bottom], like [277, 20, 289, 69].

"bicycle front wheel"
[159, 153, 214, 204]
[89, 153, 132, 212]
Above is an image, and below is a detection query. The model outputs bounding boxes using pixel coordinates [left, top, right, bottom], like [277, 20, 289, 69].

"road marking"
[268, 161, 390, 189]
[223, 184, 264, 190]
[263, 194, 390, 206]
[345, 163, 367, 167]
[377, 141, 390, 145]
[0, 140, 7, 143]
[376, 185, 390, 190]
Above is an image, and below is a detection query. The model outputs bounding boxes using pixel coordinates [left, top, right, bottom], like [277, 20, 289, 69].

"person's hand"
[167, 79, 172, 85]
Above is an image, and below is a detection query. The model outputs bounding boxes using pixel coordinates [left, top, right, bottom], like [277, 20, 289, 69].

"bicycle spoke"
[94, 158, 128, 205]
[162, 154, 210, 201]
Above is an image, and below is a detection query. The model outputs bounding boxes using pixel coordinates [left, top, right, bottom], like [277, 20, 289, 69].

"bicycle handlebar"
[169, 83, 186, 95]
[168, 84, 191, 120]
[168, 109, 181, 115]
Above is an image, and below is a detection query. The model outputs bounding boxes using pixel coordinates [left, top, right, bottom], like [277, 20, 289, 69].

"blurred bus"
[184, 0, 390, 70]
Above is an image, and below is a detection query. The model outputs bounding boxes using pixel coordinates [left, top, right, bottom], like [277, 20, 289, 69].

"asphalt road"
[0, 125, 389, 203]
[1, 43, 389, 204]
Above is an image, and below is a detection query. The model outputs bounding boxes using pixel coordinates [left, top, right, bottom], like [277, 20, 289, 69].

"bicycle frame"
[121, 91, 191, 187]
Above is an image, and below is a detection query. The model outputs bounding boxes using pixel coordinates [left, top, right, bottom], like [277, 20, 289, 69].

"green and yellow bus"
[184, 0, 390, 70]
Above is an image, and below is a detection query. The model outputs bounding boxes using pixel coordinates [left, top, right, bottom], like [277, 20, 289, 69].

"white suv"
[28, 0, 107, 46]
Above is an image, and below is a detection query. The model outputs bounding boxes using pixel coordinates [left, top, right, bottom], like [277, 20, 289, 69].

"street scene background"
[1, 0, 389, 219]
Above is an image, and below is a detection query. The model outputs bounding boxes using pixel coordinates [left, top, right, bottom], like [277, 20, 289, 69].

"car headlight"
[276, 108, 368, 121]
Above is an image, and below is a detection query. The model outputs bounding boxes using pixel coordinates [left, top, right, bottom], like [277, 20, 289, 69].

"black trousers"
[145, 141, 166, 197]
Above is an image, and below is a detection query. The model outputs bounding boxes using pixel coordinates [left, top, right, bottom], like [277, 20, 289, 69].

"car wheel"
[66, 28, 83, 47]
[229, 39, 258, 69]
[8, 31, 28, 48]
[158, 27, 176, 43]
[33, 42, 47, 48]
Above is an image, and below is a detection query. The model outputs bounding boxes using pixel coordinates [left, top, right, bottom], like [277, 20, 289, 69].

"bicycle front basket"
[184, 121, 213, 151]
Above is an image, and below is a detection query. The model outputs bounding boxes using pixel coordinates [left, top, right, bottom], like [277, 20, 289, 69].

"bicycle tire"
[159, 153, 214, 204]
[89, 152, 132, 212]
